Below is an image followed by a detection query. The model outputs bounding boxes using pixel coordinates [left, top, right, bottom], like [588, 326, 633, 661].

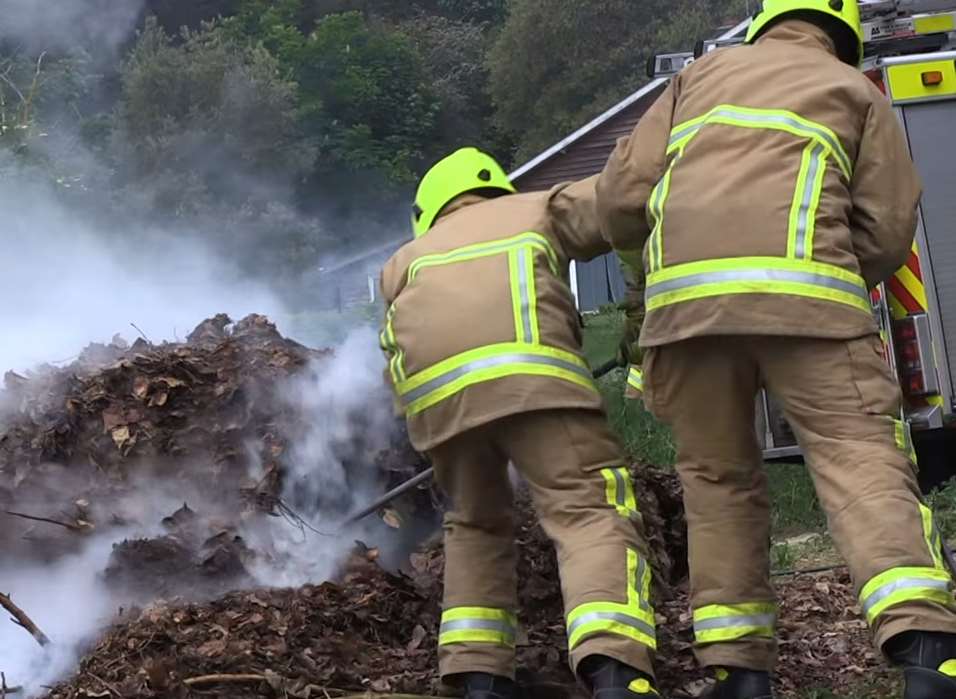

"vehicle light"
[907, 373, 926, 395]
[922, 70, 944, 86]
[897, 320, 918, 341]
[901, 342, 921, 363]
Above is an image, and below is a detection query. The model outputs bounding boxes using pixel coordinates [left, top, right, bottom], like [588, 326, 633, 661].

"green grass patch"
[767, 463, 826, 538]
[582, 309, 677, 467]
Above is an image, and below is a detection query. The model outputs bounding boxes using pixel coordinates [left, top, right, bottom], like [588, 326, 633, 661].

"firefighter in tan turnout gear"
[379, 148, 663, 699]
[595, 0, 956, 697]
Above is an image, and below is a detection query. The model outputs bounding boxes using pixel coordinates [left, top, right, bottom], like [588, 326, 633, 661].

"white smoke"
[0, 0, 144, 54]
[0, 171, 285, 374]
[0, 535, 126, 697]
[246, 327, 396, 588]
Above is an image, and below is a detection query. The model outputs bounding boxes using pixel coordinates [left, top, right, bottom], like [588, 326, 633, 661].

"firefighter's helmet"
[745, 0, 864, 66]
[412, 147, 516, 238]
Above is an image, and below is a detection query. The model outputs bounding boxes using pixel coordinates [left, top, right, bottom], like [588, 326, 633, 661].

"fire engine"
[650, 0, 956, 485]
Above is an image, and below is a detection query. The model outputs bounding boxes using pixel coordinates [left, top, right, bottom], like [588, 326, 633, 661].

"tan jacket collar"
[756, 19, 838, 58]
[436, 193, 491, 223]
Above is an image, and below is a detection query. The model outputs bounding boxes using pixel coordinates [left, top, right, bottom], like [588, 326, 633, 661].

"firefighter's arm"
[546, 174, 611, 261]
[849, 95, 922, 289]
[596, 79, 679, 269]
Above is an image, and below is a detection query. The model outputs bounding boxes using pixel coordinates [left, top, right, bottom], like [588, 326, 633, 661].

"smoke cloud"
[0, 169, 286, 374]
[0, 0, 145, 54]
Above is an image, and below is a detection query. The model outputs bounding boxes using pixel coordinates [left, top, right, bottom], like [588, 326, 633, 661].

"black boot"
[887, 631, 956, 699]
[462, 672, 517, 699]
[581, 655, 662, 697]
[699, 668, 774, 699]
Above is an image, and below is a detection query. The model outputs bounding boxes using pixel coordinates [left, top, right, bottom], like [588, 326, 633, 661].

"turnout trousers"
[643, 334, 956, 671]
[428, 408, 657, 682]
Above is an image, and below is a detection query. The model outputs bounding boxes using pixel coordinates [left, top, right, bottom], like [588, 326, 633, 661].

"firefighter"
[379, 147, 662, 699]
[594, 1, 956, 697]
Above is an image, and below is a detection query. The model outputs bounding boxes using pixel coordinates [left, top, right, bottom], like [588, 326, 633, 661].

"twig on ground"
[0, 592, 50, 646]
[772, 563, 848, 577]
[183, 674, 269, 687]
[5, 510, 83, 532]
[88, 672, 124, 697]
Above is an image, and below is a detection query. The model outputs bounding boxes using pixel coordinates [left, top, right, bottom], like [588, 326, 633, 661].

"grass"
[581, 309, 677, 467]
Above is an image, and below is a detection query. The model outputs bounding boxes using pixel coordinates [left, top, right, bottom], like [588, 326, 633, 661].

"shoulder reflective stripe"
[859, 567, 954, 624]
[920, 504, 947, 572]
[408, 232, 559, 281]
[667, 105, 852, 180]
[693, 602, 776, 643]
[396, 343, 597, 415]
[645, 257, 871, 314]
[789, 142, 827, 260]
[647, 154, 681, 273]
[514, 247, 539, 344]
[627, 367, 644, 392]
[382, 305, 405, 383]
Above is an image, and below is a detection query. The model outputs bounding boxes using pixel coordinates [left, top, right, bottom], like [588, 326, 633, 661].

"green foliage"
[768, 463, 827, 537]
[488, 0, 748, 159]
[581, 310, 676, 467]
[117, 17, 311, 213]
[927, 477, 956, 541]
[296, 11, 440, 183]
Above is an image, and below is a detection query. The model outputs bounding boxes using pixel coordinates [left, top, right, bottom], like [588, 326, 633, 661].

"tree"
[116, 18, 313, 216]
[488, 0, 747, 162]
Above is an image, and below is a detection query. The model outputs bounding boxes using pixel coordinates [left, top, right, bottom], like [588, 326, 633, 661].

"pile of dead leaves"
[0, 314, 431, 587]
[45, 496, 886, 699]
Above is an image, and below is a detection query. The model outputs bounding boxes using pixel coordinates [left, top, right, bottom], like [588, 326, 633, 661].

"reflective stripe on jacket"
[380, 178, 610, 451]
[596, 20, 921, 347]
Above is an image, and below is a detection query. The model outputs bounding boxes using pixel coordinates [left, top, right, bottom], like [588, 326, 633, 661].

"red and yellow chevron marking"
[886, 243, 929, 320]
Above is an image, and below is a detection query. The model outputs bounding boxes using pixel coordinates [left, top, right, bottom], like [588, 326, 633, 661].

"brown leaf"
[407, 624, 427, 651]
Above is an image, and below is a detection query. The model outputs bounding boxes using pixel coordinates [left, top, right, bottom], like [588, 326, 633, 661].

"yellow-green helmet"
[412, 147, 516, 238]
[745, 0, 864, 66]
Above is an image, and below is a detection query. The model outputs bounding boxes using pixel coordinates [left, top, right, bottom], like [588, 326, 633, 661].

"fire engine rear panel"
[901, 100, 956, 408]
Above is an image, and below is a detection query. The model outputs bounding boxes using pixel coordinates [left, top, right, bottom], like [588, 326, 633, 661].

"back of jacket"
[597, 20, 921, 347]
[380, 178, 609, 451]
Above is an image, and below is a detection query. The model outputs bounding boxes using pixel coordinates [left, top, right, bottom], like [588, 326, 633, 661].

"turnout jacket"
[380, 178, 609, 451]
[596, 20, 922, 347]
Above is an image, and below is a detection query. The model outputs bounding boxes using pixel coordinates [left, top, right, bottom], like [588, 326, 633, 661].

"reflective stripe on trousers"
[693, 602, 777, 644]
[627, 366, 644, 394]
[396, 342, 597, 416]
[601, 467, 640, 520]
[859, 567, 955, 625]
[645, 256, 872, 315]
[567, 549, 657, 651]
[439, 607, 517, 647]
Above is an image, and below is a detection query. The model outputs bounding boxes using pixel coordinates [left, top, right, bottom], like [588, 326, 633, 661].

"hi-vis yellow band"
[601, 467, 640, 520]
[627, 366, 644, 395]
[567, 549, 656, 651]
[859, 567, 955, 625]
[396, 342, 596, 416]
[439, 607, 517, 648]
[693, 602, 777, 644]
[645, 105, 850, 273]
[645, 256, 871, 315]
